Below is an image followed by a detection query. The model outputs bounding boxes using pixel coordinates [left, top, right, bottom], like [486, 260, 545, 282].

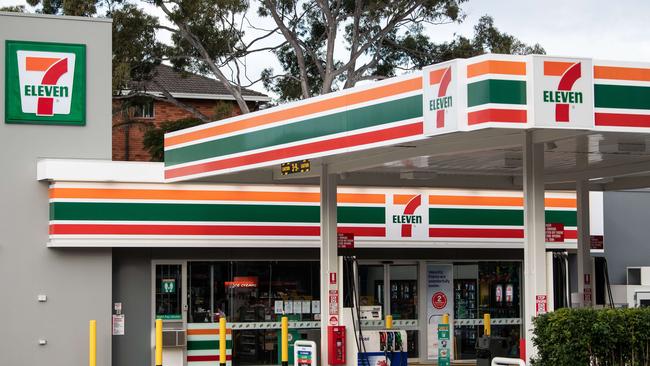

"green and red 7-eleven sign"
[5, 40, 86, 125]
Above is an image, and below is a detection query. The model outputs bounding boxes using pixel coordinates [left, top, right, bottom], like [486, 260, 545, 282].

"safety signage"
[590, 235, 604, 250]
[545, 223, 565, 242]
[5, 40, 86, 125]
[112, 314, 125, 335]
[438, 323, 450, 366]
[161, 278, 176, 293]
[432, 291, 448, 310]
[329, 290, 339, 315]
[536, 295, 547, 315]
[337, 232, 354, 248]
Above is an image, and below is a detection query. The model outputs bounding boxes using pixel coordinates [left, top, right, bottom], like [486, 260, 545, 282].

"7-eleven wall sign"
[5, 41, 86, 125]
[533, 56, 594, 128]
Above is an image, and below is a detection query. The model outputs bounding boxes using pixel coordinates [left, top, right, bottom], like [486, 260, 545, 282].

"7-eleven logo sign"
[543, 61, 583, 122]
[18, 51, 75, 116]
[428, 67, 452, 128]
[387, 194, 428, 240]
[423, 60, 459, 136]
[533, 57, 593, 128]
[5, 41, 86, 125]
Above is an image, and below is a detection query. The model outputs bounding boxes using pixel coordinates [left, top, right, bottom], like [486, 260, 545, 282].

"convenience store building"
[2, 11, 650, 366]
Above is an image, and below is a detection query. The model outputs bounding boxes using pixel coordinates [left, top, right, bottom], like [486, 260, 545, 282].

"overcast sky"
[2, 0, 649, 96]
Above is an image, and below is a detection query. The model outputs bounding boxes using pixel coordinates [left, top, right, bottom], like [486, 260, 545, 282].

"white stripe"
[594, 107, 650, 115]
[594, 78, 650, 87]
[49, 198, 383, 207]
[49, 220, 383, 228]
[466, 74, 527, 83]
[466, 103, 527, 113]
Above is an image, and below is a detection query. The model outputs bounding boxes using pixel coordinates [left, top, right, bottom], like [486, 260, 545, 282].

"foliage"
[532, 307, 650, 366]
[264, 12, 544, 101]
[142, 102, 234, 161]
[24, 0, 120, 16]
[259, 0, 467, 101]
[111, 4, 165, 93]
[0, 4, 26, 11]
[143, 118, 203, 161]
[152, 0, 262, 113]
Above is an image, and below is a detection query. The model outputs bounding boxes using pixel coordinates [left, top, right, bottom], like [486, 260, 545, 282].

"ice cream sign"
[5, 40, 86, 125]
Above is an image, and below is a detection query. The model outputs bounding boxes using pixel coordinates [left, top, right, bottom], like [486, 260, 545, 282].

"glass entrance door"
[153, 261, 187, 366]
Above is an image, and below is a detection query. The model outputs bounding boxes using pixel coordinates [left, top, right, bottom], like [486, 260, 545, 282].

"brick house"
[112, 65, 270, 161]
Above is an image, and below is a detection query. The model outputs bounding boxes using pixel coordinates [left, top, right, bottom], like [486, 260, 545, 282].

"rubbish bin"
[476, 336, 509, 366]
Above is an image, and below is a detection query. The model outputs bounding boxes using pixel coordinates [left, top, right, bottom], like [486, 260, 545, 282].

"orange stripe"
[187, 328, 232, 335]
[26, 57, 60, 71]
[50, 188, 384, 204]
[428, 195, 576, 208]
[165, 77, 423, 147]
[543, 61, 574, 76]
[467, 60, 526, 78]
[393, 194, 418, 204]
[594, 65, 650, 82]
[429, 68, 447, 85]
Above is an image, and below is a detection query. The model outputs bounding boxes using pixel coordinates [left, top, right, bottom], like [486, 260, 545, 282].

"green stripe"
[467, 79, 527, 107]
[165, 95, 423, 167]
[50, 202, 385, 224]
[595, 84, 650, 110]
[187, 340, 232, 350]
[429, 208, 576, 226]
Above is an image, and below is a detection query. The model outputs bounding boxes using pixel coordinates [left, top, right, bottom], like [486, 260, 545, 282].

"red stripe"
[595, 112, 650, 127]
[565, 230, 577, 239]
[166, 122, 424, 179]
[401, 195, 422, 237]
[430, 228, 524, 238]
[338, 226, 385, 237]
[555, 62, 581, 122]
[37, 58, 68, 116]
[467, 109, 527, 125]
[187, 355, 232, 362]
[436, 68, 451, 128]
[50, 224, 385, 237]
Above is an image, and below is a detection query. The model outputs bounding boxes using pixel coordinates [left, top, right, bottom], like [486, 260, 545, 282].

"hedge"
[532, 307, 650, 366]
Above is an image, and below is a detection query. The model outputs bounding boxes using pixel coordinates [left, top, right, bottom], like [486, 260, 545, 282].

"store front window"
[187, 261, 320, 365]
[453, 262, 522, 360]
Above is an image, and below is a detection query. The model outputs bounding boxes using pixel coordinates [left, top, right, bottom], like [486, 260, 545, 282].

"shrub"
[532, 307, 650, 366]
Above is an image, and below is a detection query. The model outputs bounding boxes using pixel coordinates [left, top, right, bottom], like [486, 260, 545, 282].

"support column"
[320, 165, 338, 366]
[523, 132, 547, 361]
[576, 179, 593, 307]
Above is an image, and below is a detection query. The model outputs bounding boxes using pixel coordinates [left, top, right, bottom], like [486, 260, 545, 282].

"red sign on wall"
[545, 223, 565, 242]
[590, 235, 604, 250]
[337, 232, 354, 248]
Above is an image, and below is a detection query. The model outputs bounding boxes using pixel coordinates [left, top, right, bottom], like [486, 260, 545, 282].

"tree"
[151, 0, 282, 114]
[263, 10, 545, 101]
[258, 0, 467, 101]
[0, 5, 26, 11]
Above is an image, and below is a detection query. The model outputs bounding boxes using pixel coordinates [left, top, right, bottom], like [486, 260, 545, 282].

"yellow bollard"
[441, 313, 449, 325]
[281, 316, 289, 366]
[155, 319, 163, 366]
[483, 313, 491, 336]
[386, 314, 393, 329]
[219, 317, 227, 366]
[89, 320, 96, 366]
